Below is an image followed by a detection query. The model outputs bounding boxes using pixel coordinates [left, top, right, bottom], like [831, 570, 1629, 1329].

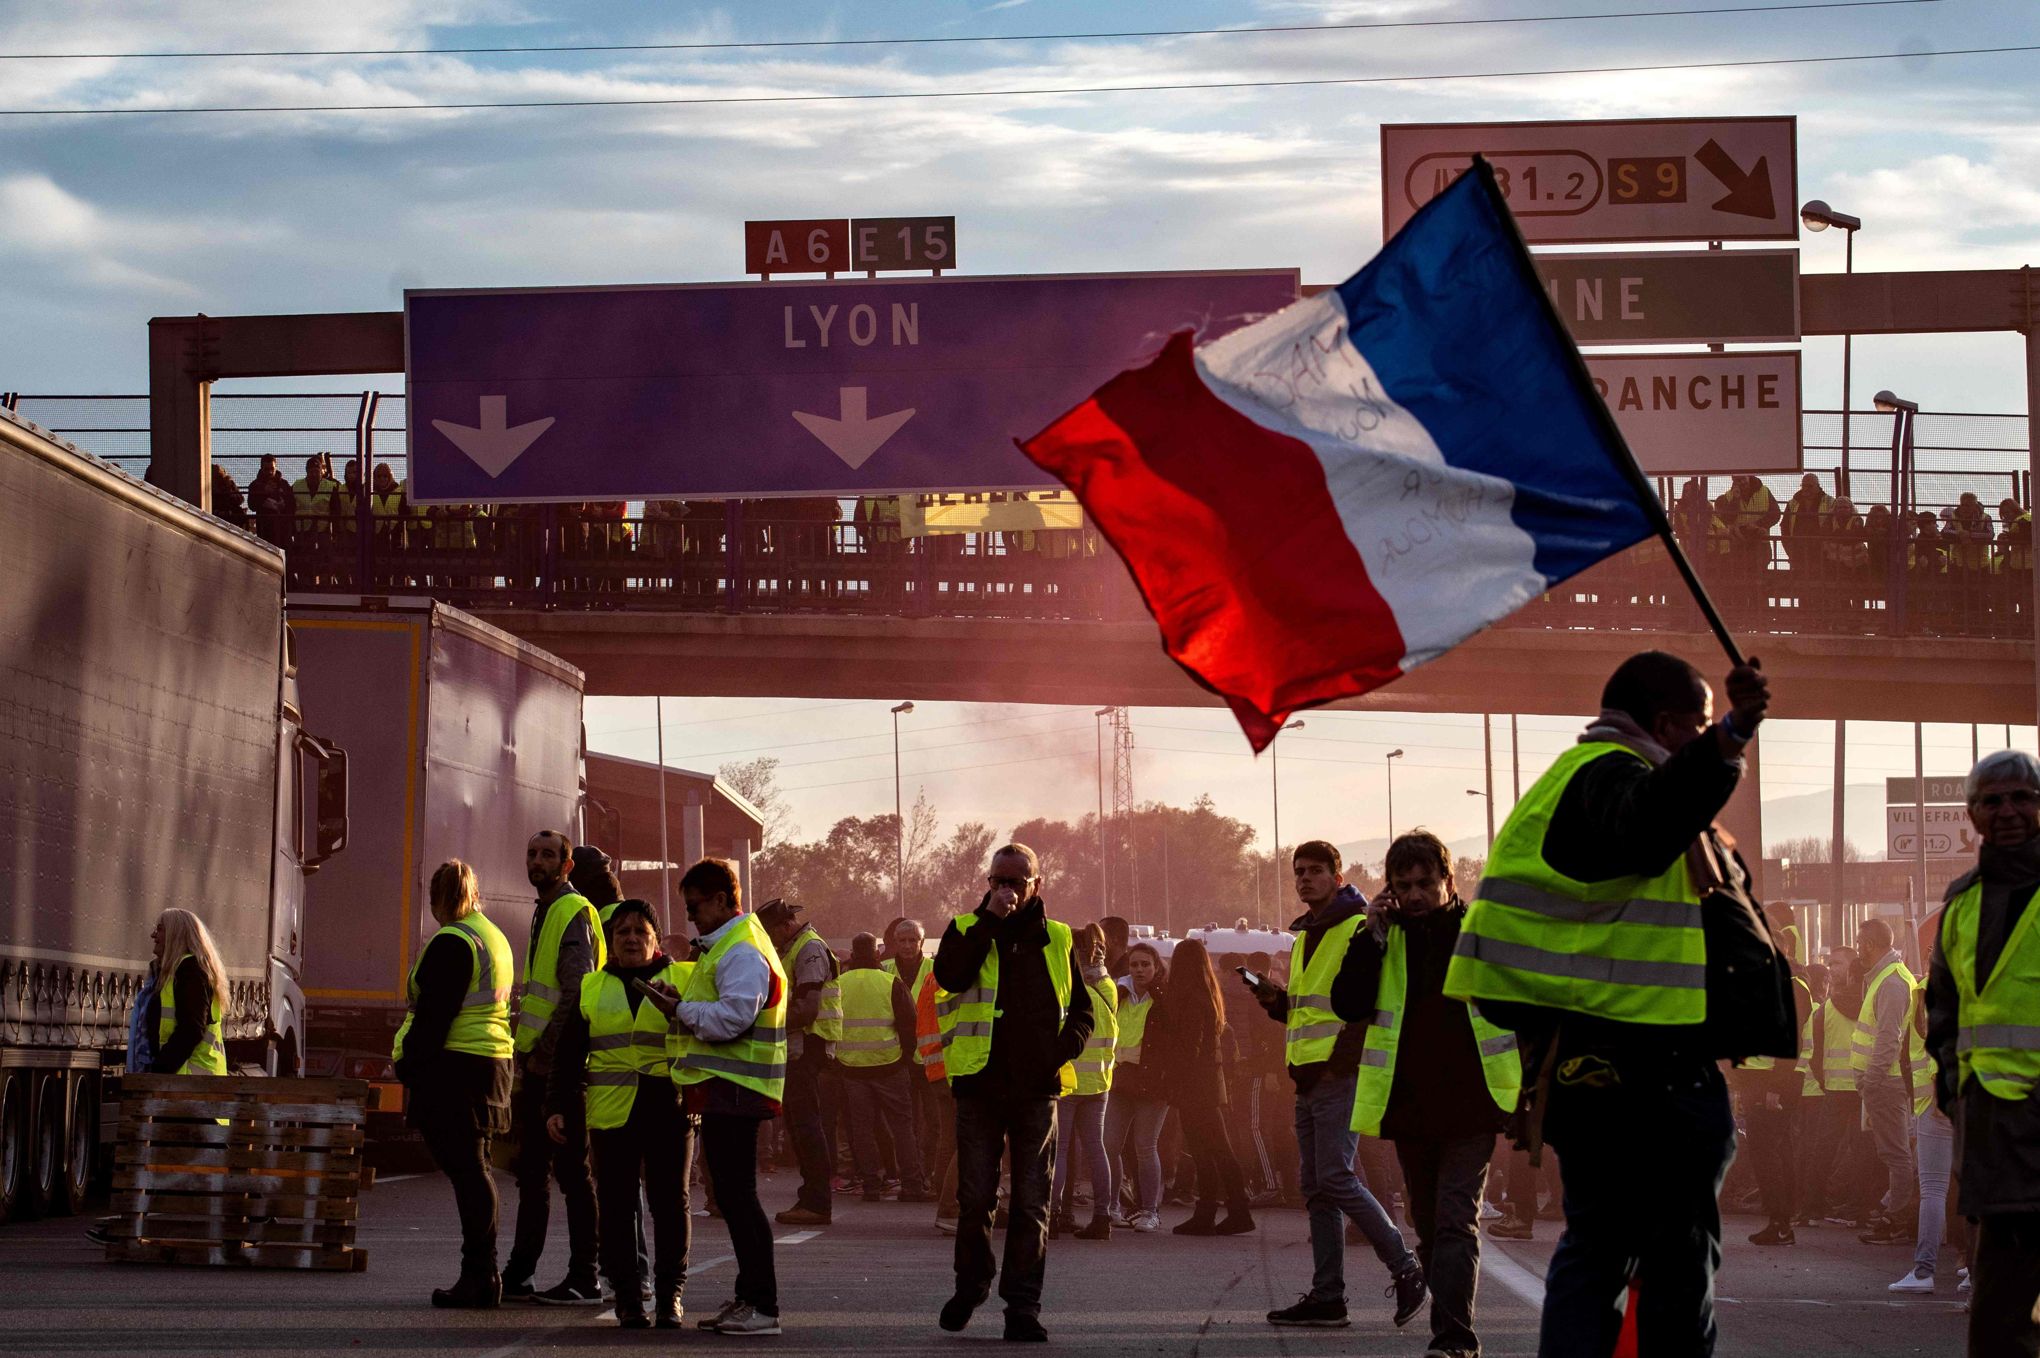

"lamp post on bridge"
[890, 701, 914, 914]
[1386, 748, 1405, 846]
[1801, 200, 1863, 500]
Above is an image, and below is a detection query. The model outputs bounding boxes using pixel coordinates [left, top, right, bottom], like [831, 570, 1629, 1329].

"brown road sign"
[1383, 117, 1797, 245]
[1584, 351, 1802, 473]
[1535, 250, 1799, 345]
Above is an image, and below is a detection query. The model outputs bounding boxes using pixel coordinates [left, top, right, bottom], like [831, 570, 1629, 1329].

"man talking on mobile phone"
[932, 844, 1092, 1343]
[1333, 830, 1521, 1358]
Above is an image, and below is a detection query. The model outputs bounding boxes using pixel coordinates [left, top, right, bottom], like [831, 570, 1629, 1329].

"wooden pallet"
[105, 1075, 371, 1271]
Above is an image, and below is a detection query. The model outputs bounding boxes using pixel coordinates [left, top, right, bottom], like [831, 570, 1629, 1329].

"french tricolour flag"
[1022, 160, 1662, 751]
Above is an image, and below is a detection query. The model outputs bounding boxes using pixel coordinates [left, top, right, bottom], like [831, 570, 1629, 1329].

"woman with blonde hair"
[394, 859, 516, 1308]
[147, 909, 228, 1076]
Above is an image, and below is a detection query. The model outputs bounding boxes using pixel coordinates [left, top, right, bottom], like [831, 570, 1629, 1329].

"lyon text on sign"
[1582, 352, 1801, 474]
[1381, 117, 1797, 245]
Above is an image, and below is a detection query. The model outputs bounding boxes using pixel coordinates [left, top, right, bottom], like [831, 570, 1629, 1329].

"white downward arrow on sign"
[432, 395, 557, 478]
[792, 387, 916, 470]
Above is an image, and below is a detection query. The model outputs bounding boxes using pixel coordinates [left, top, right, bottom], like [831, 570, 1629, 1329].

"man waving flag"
[1021, 159, 1704, 751]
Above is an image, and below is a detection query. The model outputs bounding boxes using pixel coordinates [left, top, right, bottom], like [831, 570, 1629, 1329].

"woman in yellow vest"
[391, 861, 514, 1309]
[1050, 923, 1116, 1240]
[1151, 938, 1254, 1236]
[1102, 942, 1169, 1232]
[544, 900, 694, 1328]
[147, 909, 228, 1078]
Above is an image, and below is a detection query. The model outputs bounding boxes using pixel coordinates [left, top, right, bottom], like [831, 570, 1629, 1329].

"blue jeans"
[1104, 1094, 1168, 1215]
[1053, 1093, 1109, 1217]
[1295, 1071, 1414, 1303]
[1914, 1107, 1954, 1274]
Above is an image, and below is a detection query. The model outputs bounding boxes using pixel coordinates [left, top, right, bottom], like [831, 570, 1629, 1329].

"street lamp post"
[1801, 200, 1863, 498]
[1095, 707, 1113, 914]
[1385, 748, 1405, 844]
[1271, 720, 1305, 918]
[1466, 789, 1492, 854]
[890, 702, 914, 913]
[1875, 389, 1920, 630]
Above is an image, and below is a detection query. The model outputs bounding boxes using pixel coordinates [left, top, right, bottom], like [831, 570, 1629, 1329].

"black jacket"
[933, 897, 1093, 1101]
[1332, 902, 1505, 1140]
[395, 929, 513, 1133]
[1148, 984, 1228, 1109]
[1927, 840, 2040, 1215]
[548, 956, 685, 1119]
[1478, 738, 1794, 1066]
[1257, 887, 1371, 1091]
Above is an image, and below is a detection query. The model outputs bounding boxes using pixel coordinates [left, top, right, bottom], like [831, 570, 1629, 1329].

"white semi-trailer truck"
[0, 410, 347, 1220]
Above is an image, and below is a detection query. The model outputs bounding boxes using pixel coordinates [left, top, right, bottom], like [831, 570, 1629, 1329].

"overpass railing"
[8, 392, 2034, 640]
[250, 504, 2035, 640]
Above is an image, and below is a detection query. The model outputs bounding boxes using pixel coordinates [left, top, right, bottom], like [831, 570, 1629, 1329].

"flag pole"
[1468, 156, 1748, 671]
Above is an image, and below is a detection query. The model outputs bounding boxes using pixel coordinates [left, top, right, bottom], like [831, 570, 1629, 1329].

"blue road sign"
[404, 270, 1298, 503]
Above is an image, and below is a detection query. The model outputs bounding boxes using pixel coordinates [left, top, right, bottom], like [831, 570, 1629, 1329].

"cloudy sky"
[5, 0, 2036, 864]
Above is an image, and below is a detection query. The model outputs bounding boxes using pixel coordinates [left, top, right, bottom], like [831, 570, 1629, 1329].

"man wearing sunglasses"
[931, 843, 1093, 1344]
[1926, 749, 2040, 1352]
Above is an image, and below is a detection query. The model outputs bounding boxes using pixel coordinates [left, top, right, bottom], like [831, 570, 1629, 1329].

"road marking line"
[1483, 1242, 1548, 1310]
[374, 1172, 425, 1184]
[473, 1227, 820, 1357]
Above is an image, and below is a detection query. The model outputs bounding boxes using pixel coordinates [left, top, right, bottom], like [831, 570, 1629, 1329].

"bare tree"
[718, 755, 797, 846]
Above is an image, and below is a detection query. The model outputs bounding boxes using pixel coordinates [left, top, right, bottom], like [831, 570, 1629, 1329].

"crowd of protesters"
[1670, 473, 2034, 628]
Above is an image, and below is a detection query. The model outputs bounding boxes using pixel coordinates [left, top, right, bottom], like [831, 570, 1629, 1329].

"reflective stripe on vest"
[394, 913, 515, 1063]
[158, 953, 227, 1076]
[1445, 743, 1707, 1026]
[578, 960, 691, 1128]
[1286, 915, 1365, 1068]
[936, 914, 1073, 1084]
[1116, 992, 1152, 1065]
[1351, 926, 1520, 1137]
[836, 967, 904, 1068]
[1941, 878, 2040, 1101]
[516, 892, 606, 1055]
[672, 913, 789, 1100]
[1062, 972, 1118, 1096]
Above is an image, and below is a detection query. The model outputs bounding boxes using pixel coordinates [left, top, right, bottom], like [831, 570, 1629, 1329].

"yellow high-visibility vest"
[782, 925, 843, 1044]
[1352, 925, 1519, 1137]
[1116, 991, 1153, 1066]
[515, 891, 606, 1055]
[1286, 914, 1365, 1067]
[1939, 878, 2040, 1101]
[157, 953, 226, 1076]
[937, 913, 1074, 1091]
[672, 913, 789, 1101]
[883, 956, 932, 1063]
[1061, 971, 1118, 1096]
[1447, 743, 1707, 1025]
[835, 968, 905, 1068]
[1850, 956, 1933, 1113]
[1820, 1002, 1859, 1092]
[578, 960, 692, 1128]
[394, 913, 514, 1062]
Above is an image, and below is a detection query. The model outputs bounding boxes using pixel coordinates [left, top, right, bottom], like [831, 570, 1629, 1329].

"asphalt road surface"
[0, 1169, 1970, 1356]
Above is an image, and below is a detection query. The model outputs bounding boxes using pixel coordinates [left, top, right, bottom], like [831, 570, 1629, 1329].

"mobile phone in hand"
[1234, 965, 1264, 990]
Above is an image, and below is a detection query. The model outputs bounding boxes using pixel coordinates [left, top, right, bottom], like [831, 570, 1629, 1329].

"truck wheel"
[57, 1076, 96, 1215]
[31, 1073, 66, 1217]
[0, 1073, 30, 1221]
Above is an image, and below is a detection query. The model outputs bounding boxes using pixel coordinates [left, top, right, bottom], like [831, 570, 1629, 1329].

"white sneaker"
[1107, 1208, 1130, 1228]
[1889, 1266, 1934, 1293]
[1132, 1211, 1160, 1233]
[1478, 1201, 1502, 1221]
[713, 1301, 782, 1335]
[1958, 1266, 1971, 1292]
